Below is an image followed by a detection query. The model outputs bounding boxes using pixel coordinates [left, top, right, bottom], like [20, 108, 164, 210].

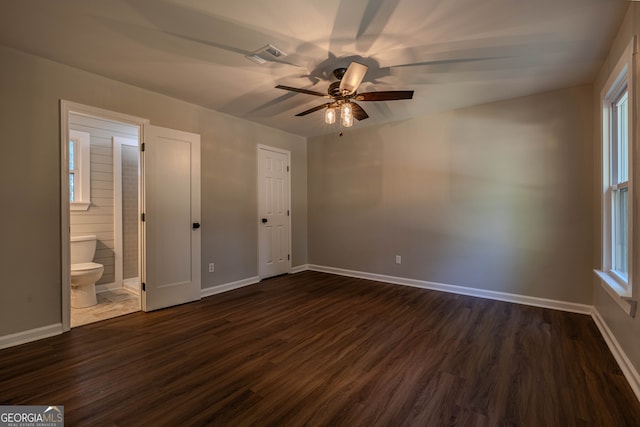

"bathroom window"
[69, 129, 91, 211]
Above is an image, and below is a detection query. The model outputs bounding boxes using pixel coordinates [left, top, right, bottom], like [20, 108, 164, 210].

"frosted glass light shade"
[341, 102, 352, 118]
[341, 103, 353, 127]
[325, 107, 336, 124]
[342, 112, 353, 127]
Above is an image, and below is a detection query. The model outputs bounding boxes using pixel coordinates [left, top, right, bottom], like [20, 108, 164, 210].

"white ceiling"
[0, 0, 630, 137]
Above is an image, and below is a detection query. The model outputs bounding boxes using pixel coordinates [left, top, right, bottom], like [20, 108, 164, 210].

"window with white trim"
[69, 129, 91, 211]
[608, 83, 629, 287]
[596, 36, 638, 316]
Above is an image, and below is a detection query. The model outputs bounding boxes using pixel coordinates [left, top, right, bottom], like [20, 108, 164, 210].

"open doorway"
[61, 101, 147, 329]
[61, 101, 203, 330]
[69, 115, 141, 327]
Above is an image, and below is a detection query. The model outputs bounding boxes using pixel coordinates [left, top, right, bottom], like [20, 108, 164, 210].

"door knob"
[193, 222, 201, 229]
[261, 218, 268, 223]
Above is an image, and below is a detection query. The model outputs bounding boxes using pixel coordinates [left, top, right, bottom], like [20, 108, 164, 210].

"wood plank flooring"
[1, 271, 639, 426]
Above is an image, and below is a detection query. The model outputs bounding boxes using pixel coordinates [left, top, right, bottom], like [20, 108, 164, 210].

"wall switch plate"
[395, 255, 401, 264]
[209, 263, 215, 273]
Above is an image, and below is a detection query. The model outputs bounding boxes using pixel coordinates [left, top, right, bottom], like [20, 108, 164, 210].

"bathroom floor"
[71, 288, 140, 327]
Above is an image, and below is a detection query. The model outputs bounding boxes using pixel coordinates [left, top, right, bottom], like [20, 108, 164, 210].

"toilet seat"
[71, 262, 103, 271]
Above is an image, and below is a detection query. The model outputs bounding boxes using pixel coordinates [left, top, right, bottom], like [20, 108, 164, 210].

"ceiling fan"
[275, 61, 414, 126]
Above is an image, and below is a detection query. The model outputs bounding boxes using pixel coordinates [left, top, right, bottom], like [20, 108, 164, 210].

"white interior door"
[142, 124, 201, 311]
[258, 145, 291, 279]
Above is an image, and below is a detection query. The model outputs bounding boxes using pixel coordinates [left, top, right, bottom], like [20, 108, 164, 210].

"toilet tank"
[70, 235, 97, 264]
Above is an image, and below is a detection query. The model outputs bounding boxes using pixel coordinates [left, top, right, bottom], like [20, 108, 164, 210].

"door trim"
[113, 136, 139, 292]
[60, 100, 148, 332]
[257, 144, 292, 279]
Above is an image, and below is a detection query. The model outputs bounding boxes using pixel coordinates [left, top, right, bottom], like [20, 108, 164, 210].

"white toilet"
[70, 235, 104, 308]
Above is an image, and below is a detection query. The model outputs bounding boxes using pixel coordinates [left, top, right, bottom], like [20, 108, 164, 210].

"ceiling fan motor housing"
[328, 81, 343, 98]
[332, 67, 347, 80]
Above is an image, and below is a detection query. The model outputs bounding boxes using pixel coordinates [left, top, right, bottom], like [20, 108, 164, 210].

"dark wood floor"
[1, 271, 639, 426]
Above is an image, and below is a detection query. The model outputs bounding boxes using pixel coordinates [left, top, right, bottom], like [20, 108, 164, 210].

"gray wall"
[592, 3, 640, 379]
[308, 84, 594, 304]
[0, 44, 307, 337]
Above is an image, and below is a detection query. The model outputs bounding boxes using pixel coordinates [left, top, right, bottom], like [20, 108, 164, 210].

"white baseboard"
[0, 323, 63, 350]
[201, 276, 260, 298]
[307, 264, 592, 315]
[123, 277, 140, 295]
[291, 264, 309, 274]
[96, 279, 140, 295]
[95, 281, 121, 293]
[591, 308, 640, 402]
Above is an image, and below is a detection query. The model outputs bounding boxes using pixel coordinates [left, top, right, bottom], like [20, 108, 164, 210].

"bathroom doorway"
[61, 101, 202, 330]
[66, 110, 143, 327]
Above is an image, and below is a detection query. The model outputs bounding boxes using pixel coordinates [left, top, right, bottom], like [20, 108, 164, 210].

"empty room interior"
[3, 0, 640, 425]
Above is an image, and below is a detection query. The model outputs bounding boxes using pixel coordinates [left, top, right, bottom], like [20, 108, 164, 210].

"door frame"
[257, 144, 292, 279]
[113, 136, 140, 293]
[60, 100, 148, 332]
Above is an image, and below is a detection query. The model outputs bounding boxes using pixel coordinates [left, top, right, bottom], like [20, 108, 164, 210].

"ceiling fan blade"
[355, 91, 414, 101]
[295, 103, 333, 117]
[339, 62, 368, 95]
[275, 85, 328, 97]
[351, 102, 369, 121]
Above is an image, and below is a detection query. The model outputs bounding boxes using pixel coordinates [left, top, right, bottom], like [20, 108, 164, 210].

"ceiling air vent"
[245, 44, 286, 64]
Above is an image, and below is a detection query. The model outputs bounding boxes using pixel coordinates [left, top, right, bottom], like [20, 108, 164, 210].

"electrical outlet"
[209, 263, 215, 273]
[395, 255, 401, 264]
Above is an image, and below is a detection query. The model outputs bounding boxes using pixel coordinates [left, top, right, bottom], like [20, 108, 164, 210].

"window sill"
[70, 201, 91, 211]
[594, 269, 637, 317]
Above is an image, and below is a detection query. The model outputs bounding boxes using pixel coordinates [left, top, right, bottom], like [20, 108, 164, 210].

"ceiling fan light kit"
[276, 61, 414, 128]
[340, 101, 353, 128]
[325, 107, 336, 124]
[341, 102, 351, 117]
[341, 102, 353, 127]
[342, 112, 353, 128]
